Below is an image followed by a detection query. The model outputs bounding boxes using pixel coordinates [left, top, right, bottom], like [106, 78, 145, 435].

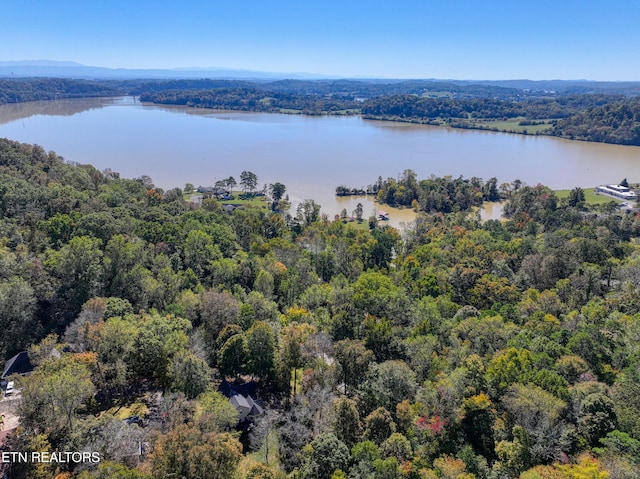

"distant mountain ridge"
[0, 60, 318, 80]
[0, 60, 86, 67]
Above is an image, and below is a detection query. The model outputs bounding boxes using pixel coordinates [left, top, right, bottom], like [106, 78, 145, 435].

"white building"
[595, 184, 637, 200]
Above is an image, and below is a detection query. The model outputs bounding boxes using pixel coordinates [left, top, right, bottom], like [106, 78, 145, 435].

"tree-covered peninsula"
[550, 98, 640, 145]
[0, 78, 119, 104]
[1, 137, 640, 478]
[141, 84, 640, 146]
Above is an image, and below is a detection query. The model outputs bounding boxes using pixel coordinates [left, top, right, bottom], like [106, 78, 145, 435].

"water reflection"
[0, 97, 117, 125]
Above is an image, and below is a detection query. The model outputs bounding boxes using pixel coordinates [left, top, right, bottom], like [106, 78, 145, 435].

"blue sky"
[3, 0, 639, 80]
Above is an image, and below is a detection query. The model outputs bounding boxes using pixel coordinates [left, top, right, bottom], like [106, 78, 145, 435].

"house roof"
[249, 401, 264, 417]
[219, 380, 258, 399]
[219, 380, 264, 420]
[230, 394, 251, 411]
[2, 352, 34, 379]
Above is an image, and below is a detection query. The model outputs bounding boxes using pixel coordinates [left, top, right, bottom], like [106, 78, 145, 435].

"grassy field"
[101, 401, 149, 419]
[221, 193, 270, 209]
[472, 118, 555, 134]
[554, 187, 626, 205]
[333, 218, 370, 231]
[184, 191, 270, 210]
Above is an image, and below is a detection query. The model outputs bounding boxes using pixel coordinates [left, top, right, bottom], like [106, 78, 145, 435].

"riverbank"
[362, 114, 555, 137]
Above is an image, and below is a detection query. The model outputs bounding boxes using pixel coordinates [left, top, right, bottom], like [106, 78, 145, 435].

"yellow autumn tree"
[519, 453, 608, 479]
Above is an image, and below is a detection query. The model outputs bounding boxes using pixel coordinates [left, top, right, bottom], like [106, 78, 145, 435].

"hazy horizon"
[3, 0, 639, 82]
[1, 59, 638, 83]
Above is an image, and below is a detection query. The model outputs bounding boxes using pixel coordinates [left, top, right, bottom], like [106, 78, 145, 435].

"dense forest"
[0, 78, 535, 106]
[0, 79, 119, 104]
[1, 137, 640, 478]
[370, 171, 501, 212]
[119, 78, 538, 101]
[360, 95, 622, 121]
[138, 85, 629, 123]
[139, 88, 360, 115]
[550, 99, 640, 145]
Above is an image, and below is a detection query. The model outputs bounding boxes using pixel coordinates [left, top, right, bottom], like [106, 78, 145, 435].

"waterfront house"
[595, 184, 637, 200]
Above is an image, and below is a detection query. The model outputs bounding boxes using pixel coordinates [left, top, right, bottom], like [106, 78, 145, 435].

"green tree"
[297, 199, 321, 226]
[380, 432, 412, 461]
[200, 288, 241, 345]
[460, 393, 496, 460]
[485, 347, 534, 395]
[483, 176, 500, 201]
[246, 321, 276, 380]
[363, 315, 396, 362]
[405, 334, 439, 383]
[595, 429, 640, 460]
[217, 334, 248, 378]
[0, 277, 37, 358]
[612, 371, 640, 439]
[334, 339, 375, 395]
[495, 426, 532, 478]
[168, 350, 213, 399]
[368, 226, 401, 269]
[102, 234, 146, 297]
[254, 269, 275, 298]
[350, 440, 381, 478]
[364, 407, 396, 445]
[301, 433, 351, 479]
[128, 312, 190, 386]
[103, 296, 134, 319]
[182, 229, 221, 280]
[216, 324, 243, 350]
[195, 390, 240, 432]
[225, 176, 238, 190]
[91, 316, 138, 399]
[240, 170, 258, 194]
[46, 235, 104, 320]
[568, 186, 586, 207]
[150, 424, 242, 479]
[245, 463, 286, 479]
[373, 457, 400, 479]
[502, 383, 566, 464]
[361, 360, 417, 414]
[352, 271, 410, 326]
[333, 396, 362, 448]
[577, 393, 618, 447]
[280, 322, 316, 399]
[269, 182, 286, 204]
[18, 355, 96, 446]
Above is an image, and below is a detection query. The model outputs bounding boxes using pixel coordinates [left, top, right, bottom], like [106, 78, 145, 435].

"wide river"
[1, 96, 639, 225]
